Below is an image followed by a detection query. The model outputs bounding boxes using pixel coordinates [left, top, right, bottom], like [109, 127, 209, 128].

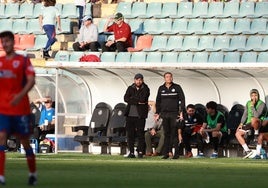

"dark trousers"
[43, 24, 56, 51]
[76, 5, 84, 29]
[126, 117, 146, 154]
[183, 128, 204, 153]
[162, 113, 179, 155]
[102, 41, 128, 52]
[73, 41, 99, 52]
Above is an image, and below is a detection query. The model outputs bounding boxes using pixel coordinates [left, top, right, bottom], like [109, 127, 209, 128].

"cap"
[134, 73, 143, 80]
[114, 12, 123, 20]
[82, 15, 92, 22]
[250, 89, 259, 96]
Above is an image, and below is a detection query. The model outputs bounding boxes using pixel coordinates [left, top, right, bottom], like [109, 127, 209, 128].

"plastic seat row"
[119, 18, 268, 35]
[131, 35, 268, 53]
[0, 2, 91, 19]
[116, 1, 268, 19]
[0, 18, 73, 35]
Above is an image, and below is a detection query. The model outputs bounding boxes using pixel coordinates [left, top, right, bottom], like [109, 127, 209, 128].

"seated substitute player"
[178, 104, 204, 158]
[252, 118, 268, 159]
[199, 101, 228, 158]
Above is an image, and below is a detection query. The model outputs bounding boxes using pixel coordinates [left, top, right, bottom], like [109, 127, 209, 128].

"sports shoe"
[243, 150, 254, 159]
[126, 153, 136, 158]
[252, 155, 261, 159]
[162, 155, 169, 159]
[28, 175, 37, 186]
[145, 152, 152, 156]
[0, 180, 5, 185]
[152, 152, 160, 157]
[210, 152, 218, 159]
[203, 132, 210, 143]
[195, 153, 205, 158]
[185, 151, 193, 158]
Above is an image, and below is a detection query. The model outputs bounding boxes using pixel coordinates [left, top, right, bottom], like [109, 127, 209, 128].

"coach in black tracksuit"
[155, 72, 185, 159]
[124, 73, 150, 158]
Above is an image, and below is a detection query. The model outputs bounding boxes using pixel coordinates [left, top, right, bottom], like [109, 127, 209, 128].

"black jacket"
[124, 83, 150, 119]
[156, 82, 185, 115]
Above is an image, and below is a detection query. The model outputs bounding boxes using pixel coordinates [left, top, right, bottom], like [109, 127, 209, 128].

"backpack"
[79, 54, 100, 62]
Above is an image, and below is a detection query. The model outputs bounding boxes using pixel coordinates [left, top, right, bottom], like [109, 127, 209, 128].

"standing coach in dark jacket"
[155, 72, 185, 159]
[124, 73, 150, 158]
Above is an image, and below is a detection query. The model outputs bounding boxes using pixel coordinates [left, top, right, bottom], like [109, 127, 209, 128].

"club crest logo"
[13, 60, 20, 68]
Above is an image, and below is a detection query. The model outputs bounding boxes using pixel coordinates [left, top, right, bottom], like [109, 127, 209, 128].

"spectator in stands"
[155, 72, 185, 159]
[235, 89, 267, 159]
[74, 0, 86, 29]
[124, 73, 150, 158]
[34, 96, 55, 140]
[39, 0, 61, 59]
[199, 101, 228, 158]
[144, 101, 164, 157]
[72, 15, 99, 52]
[252, 119, 268, 159]
[102, 12, 132, 52]
[178, 104, 204, 158]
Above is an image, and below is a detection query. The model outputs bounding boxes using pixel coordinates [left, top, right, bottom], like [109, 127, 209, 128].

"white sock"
[29, 172, 37, 177]
[0, 175, 5, 182]
[242, 144, 250, 152]
[254, 130, 259, 135]
[256, 144, 262, 155]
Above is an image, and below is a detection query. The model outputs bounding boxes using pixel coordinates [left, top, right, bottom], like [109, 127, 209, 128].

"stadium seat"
[172, 2, 193, 18]
[235, 2, 255, 18]
[177, 52, 193, 63]
[243, 35, 263, 52]
[128, 19, 144, 34]
[184, 36, 200, 52]
[156, 19, 173, 34]
[241, 52, 257, 63]
[260, 36, 268, 51]
[164, 19, 188, 35]
[19, 2, 34, 18]
[17, 34, 35, 50]
[187, 2, 208, 18]
[4, 3, 20, 18]
[54, 51, 70, 61]
[32, 3, 44, 19]
[193, 52, 209, 63]
[207, 35, 231, 52]
[100, 52, 116, 62]
[162, 52, 178, 63]
[214, 18, 235, 34]
[131, 2, 147, 18]
[13, 19, 28, 34]
[217, 104, 229, 123]
[202, 19, 220, 34]
[159, 35, 183, 52]
[84, 3, 92, 17]
[202, 2, 223, 18]
[230, 19, 252, 35]
[0, 3, 5, 19]
[257, 52, 268, 63]
[195, 103, 207, 119]
[57, 18, 72, 34]
[127, 35, 153, 52]
[222, 35, 247, 52]
[143, 35, 168, 52]
[28, 34, 47, 51]
[250, 18, 268, 35]
[97, 19, 108, 34]
[0, 19, 13, 33]
[130, 52, 147, 63]
[27, 19, 45, 35]
[217, 1, 239, 18]
[61, 3, 77, 18]
[154, 2, 177, 19]
[143, 19, 160, 35]
[208, 52, 224, 63]
[55, 3, 63, 15]
[73, 102, 112, 153]
[69, 51, 84, 62]
[115, 52, 131, 62]
[146, 52, 162, 63]
[198, 36, 215, 52]
[187, 19, 204, 34]
[224, 52, 241, 63]
[139, 2, 162, 19]
[252, 2, 268, 18]
[116, 2, 132, 19]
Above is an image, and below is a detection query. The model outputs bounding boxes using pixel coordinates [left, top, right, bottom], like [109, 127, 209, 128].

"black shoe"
[138, 152, 143, 158]
[172, 155, 179, 159]
[127, 153, 136, 158]
[43, 50, 51, 59]
[28, 175, 37, 186]
[0, 180, 5, 185]
[162, 155, 169, 159]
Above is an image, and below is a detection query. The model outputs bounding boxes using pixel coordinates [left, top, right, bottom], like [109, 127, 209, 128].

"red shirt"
[107, 21, 132, 47]
[0, 54, 35, 115]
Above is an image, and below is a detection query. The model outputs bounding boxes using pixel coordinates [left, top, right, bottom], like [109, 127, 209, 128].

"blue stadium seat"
[144, 19, 172, 35]
[173, 2, 193, 18]
[208, 52, 224, 63]
[54, 51, 70, 61]
[154, 2, 177, 18]
[0, 19, 13, 33]
[146, 52, 162, 63]
[241, 52, 257, 63]
[244, 35, 263, 52]
[55, 3, 63, 15]
[253, 2, 268, 18]
[5, 3, 20, 18]
[162, 52, 178, 63]
[57, 18, 72, 34]
[207, 35, 230, 52]
[230, 18, 252, 35]
[69, 51, 84, 62]
[193, 52, 209, 63]
[222, 35, 247, 52]
[257, 52, 268, 63]
[224, 52, 241, 63]
[27, 34, 47, 51]
[217, 1, 239, 18]
[131, 52, 147, 63]
[177, 52, 193, 63]
[157, 19, 173, 34]
[187, 18, 204, 34]
[61, 3, 77, 18]
[179, 36, 199, 52]
[260, 36, 268, 51]
[128, 19, 144, 35]
[143, 35, 168, 52]
[198, 36, 215, 51]
[139, 2, 162, 19]
[13, 19, 28, 34]
[159, 35, 183, 52]
[250, 18, 268, 35]
[0, 3, 5, 18]
[116, 2, 132, 19]
[32, 3, 44, 18]
[164, 19, 189, 35]
[84, 3, 92, 17]
[27, 19, 45, 35]
[131, 2, 147, 18]
[216, 18, 235, 34]
[202, 2, 223, 18]
[186, 2, 208, 18]
[115, 52, 131, 62]
[234, 2, 255, 18]
[100, 52, 116, 62]
[19, 2, 34, 18]
[97, 19, 109, 34]
[201, 19, 220, 34]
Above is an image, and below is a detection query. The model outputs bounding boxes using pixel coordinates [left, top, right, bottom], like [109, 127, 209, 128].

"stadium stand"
[154, 2, 177, 19]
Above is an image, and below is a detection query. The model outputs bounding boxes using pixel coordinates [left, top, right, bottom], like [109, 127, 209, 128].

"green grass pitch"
[4, 153, 268, 188]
